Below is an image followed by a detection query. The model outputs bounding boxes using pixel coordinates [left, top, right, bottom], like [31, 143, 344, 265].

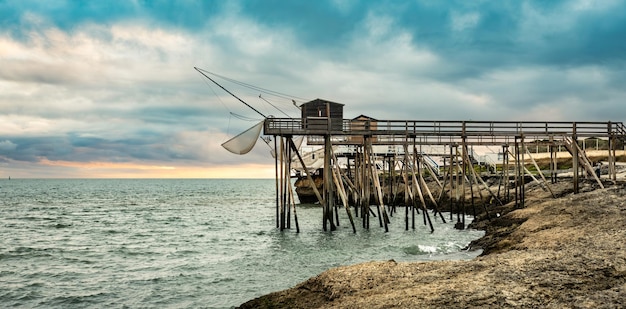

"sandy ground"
[239, 177, 626, 308]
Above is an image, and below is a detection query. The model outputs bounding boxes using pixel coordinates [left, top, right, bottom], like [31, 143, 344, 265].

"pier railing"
[264, 118, 625, 145]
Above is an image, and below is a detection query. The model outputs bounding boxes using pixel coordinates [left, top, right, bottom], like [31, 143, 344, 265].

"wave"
[45, 292, 112, 307]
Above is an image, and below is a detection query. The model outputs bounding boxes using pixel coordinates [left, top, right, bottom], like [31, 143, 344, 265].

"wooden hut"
[300, 99, 344, 132]
[350, 115, 378, 143]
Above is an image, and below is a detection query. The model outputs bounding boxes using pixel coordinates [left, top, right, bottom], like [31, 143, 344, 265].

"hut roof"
[352, 114, 378, 121]
[299, 98, 345, 108]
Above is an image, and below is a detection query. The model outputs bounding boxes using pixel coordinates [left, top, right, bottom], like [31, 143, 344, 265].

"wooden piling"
[407, 143, 434, 232]
[323, 135, 336, 231]
[525, 146, 556, 198]
[274, 136, 279, 229]
[369, 146, 390, 232]
[261, 117, 624, 233]
[610, 134, 617, 181]
[502, 144, 511, 202]
[520, 136, 526, 208]
[287, 174, 300, 233]
[279, 137, 285, 230]
[550, 137, 557, 184]
[448, 145, 455, 222]
[418, 154, 446, 223]
[456, 139, 467, 230]
[401, 148, 412, 231]
[572, 125, 579, 194]
[330, 157, 357, 233]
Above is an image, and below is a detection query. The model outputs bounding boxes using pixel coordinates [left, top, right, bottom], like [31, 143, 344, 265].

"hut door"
[317, 103, 331, 117]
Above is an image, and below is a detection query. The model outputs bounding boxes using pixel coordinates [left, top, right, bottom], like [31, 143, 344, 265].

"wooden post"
[279, 137, 285, 230]
[274, 136, 279, 229]
[525, 146, 556, 198]
[456, 138, 467, 230]
[436, 156, 451, 206]
[418, 154, 446, 223]
[608, 122, 616, 181]
[449, 145, 455, 222]
[408, 144, 434, 232]
[503, 144, 510, 202]
[514, 140, 520, 208]
[572, 124, 579, 194]
[520, 135, 525, 208]
[360, 143, 371, 229]
[570, 139, 604, 188]
[288, 139, 324, 205]
[331, 160, 356, 233]
[323, 134, 336, 231]
[388, 154, 395, 215]
[549, 137, 557, 184]
[403, 142, 416, 229]
[354, 147, 361, 218]
[286, 137, 292, 229]
[497, 144, 504, 200]
[464, 147, 494, 220]
[402, 145, 412, 231]
[287, 174, 300, 233]
[369, 144, 390, 232]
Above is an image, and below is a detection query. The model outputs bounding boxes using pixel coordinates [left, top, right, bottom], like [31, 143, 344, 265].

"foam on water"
[0, 179, 483, 308]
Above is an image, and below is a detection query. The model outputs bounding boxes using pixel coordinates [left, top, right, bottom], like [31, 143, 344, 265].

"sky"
[1, 0, 625, 178]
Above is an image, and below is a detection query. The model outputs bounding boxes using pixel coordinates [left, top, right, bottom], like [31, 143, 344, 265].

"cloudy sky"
[1, 0, 625, 178]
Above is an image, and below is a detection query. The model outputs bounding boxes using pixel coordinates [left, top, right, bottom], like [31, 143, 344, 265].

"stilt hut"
[300, 99, 344, 132]
[350, 115, 378, 144]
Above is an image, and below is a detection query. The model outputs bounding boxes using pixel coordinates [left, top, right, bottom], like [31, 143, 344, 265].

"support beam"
[323, 135, 336, 231]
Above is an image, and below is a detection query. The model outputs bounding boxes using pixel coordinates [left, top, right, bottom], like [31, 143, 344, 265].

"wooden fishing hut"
[349, 115, 378, 144]
[264, 101, 626, 233]
[301, 99, 344, 131]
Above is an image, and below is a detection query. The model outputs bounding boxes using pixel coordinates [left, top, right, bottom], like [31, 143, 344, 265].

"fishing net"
[221, 120, 264, 155]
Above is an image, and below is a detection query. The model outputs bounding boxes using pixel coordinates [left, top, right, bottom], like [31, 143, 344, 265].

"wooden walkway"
[265, 119, 626, 145]
[264, 118, 626, 233]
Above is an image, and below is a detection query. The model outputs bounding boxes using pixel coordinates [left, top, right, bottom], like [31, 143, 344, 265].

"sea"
[0, 179, 484, 308]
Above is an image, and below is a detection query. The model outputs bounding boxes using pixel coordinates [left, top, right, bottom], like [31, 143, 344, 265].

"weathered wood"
[401, 152, 413, 231]
[286, 138, 292, 229]
[503, 144, 511, 201]
[408, 144, 434, 232]
[524, 147, 556, 198]
[288, 139, 324, 205]
[448, 145, 456, 222]
[463, 148, 502, 208]
[461, 147, 493, 220]
[274, 136, 279, 229]
[368, 149, 389, 232]
[287, 175, 300, 233]
[457, 140, 467, 230]
[518, 142, 525, 207]
[267, 117, 626, 232]
[279, 137, 285, 230]
[415, 149, 446, 223]
[323, 135, 336, 231]
[563, 136, 604, 190]
[331, 160, 357, 233]
[569, 137, 604, 188]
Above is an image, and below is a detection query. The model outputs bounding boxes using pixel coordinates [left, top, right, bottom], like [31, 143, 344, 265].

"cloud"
[1, 0, 626, 178]
[0, 140, 17, 151]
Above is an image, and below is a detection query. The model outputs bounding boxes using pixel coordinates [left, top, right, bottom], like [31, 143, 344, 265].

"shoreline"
[239, 178, 626, 308]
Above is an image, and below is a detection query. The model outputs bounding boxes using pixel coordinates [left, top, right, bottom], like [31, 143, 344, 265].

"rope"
[259, 94, 292, 118]
[197, 68, 309, 102]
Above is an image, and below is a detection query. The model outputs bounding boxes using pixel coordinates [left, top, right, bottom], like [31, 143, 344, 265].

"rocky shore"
[239, 178, 626, 308]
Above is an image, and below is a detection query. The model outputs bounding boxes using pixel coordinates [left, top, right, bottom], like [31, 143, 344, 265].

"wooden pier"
[263, 99, 626, 233]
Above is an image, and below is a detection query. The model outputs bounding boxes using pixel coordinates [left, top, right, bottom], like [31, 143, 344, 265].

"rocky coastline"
[239, 178, 626, 308]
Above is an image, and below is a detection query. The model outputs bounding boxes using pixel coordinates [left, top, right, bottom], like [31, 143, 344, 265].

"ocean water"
[0, 179, 484, 308]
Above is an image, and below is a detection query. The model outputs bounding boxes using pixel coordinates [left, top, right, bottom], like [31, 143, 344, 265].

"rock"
[239, 181, 626, 308]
